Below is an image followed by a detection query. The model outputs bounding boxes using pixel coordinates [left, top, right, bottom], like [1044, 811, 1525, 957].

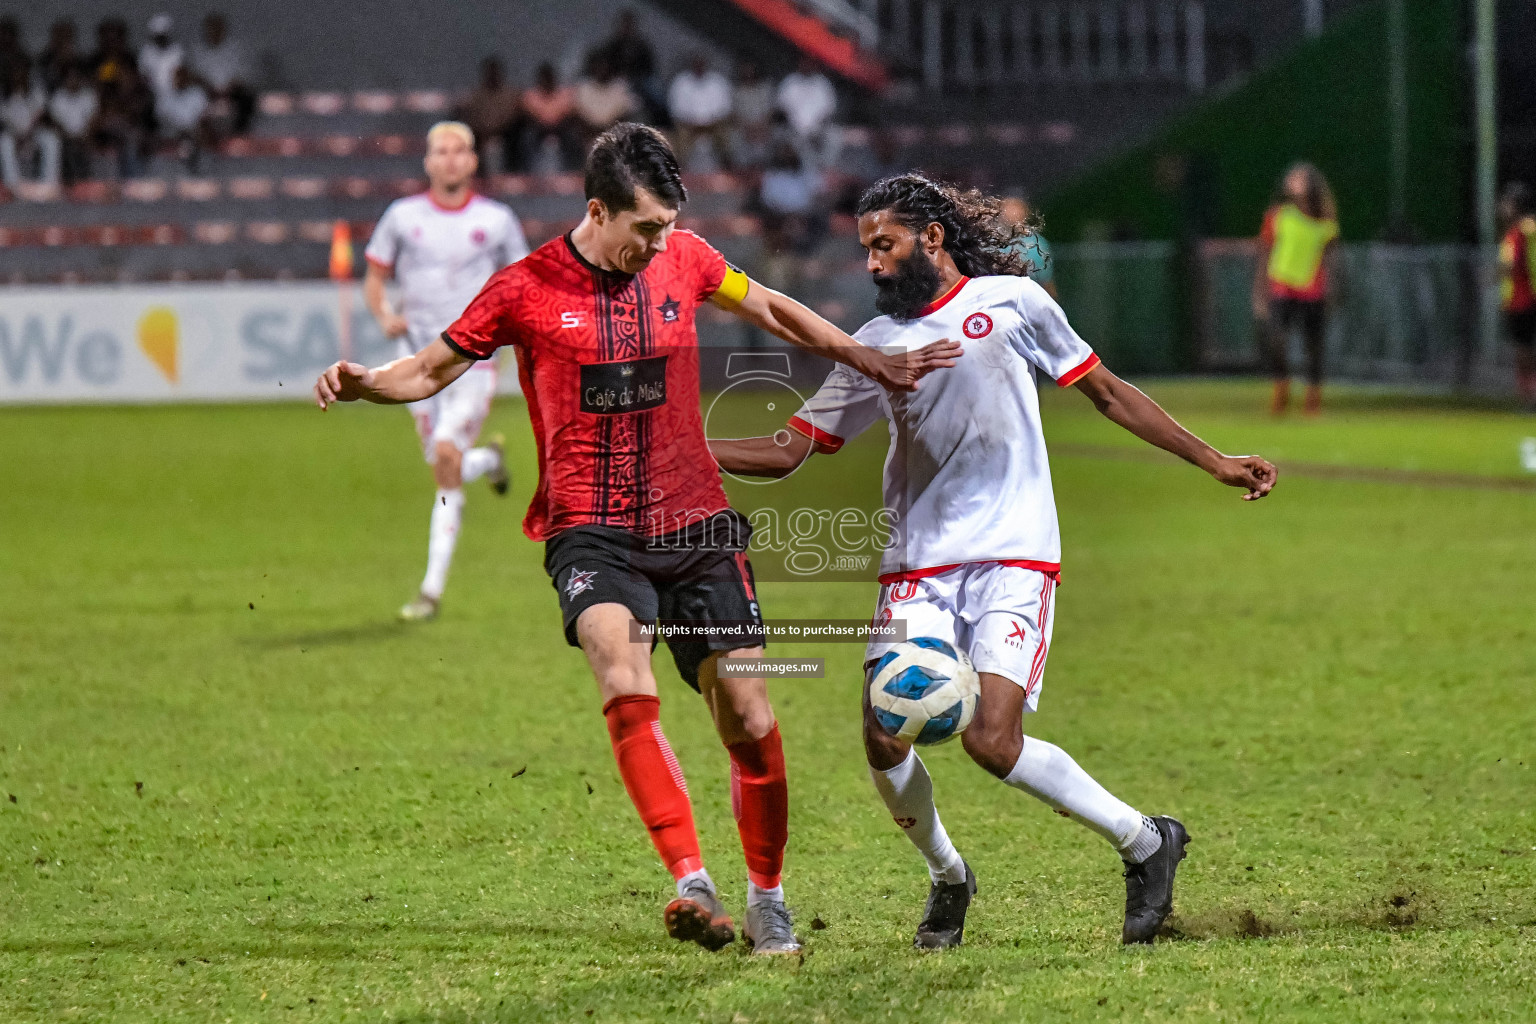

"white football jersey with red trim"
[364, 193, 529, 356]
[788, 274, 1099, 579]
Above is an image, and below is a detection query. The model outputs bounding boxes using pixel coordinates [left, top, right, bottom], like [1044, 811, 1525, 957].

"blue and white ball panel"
[869, 638, 980, 745]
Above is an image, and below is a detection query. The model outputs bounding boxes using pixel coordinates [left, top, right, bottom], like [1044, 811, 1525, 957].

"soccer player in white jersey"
[710, 174, 1277, 947]
[363, 121, 531, 621]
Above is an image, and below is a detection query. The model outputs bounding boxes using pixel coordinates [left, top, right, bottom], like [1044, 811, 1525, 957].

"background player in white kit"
[363, 121, 530, 620]
[711, 174, 1277, 948]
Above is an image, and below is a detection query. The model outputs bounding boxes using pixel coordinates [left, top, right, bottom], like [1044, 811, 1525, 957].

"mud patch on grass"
[1159, 907, 1284, 941]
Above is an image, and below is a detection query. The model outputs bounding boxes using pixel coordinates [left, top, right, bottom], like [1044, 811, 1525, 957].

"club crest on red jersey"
[962, 312, 993, 338]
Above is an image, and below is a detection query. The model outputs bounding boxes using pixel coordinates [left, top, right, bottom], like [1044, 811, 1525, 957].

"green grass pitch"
[2, 380, 1534, 1021]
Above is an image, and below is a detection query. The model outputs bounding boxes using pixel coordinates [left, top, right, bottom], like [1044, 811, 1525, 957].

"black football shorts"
[543, 509, 766, 690]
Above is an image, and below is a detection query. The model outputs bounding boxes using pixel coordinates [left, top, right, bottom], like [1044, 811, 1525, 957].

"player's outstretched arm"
[713, 278, 961, 392]
[708, 428, 817, 478]
[1073, 364, 1278, 501]
[313, 336, 473, 410]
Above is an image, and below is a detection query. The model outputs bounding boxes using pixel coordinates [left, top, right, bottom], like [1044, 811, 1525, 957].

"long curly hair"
[855, 173, 1037, 278]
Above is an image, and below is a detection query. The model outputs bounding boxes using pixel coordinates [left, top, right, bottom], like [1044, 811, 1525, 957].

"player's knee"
[735, 699, 776, 741]
[863, 710, 910, 770]
[596, 662, 655, 701]
[709, 672, 776, 742]
[432, 443, 463, 488]
[961, 716, 1022, 779]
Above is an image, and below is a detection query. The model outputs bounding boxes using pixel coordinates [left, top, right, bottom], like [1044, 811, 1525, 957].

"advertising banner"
[0, 282, 519, 404]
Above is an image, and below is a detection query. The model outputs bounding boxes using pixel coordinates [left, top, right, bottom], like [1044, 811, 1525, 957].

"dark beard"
[872, 248, 944, 321]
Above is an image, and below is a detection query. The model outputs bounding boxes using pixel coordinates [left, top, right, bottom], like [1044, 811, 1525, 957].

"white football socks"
[747, 881, 785, 908]
[869, 749, 968, 885]
[460, 446, 497, 483]
[419, 487, 464, 601]
[1003, 736, 1163, 864]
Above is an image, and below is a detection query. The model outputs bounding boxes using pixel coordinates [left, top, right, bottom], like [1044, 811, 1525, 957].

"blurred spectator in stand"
[755, 139, 825, 260]
[668, 54, 732, 171]
[138, 13, 183, 101]
[573, 54, 635, 148]
[1000, 196, 1058, 300]
[593, 9, 661, 124]
[49, 63, 98, 184]
[730, 60, 774, 169]
[0, 18, 28, 90]
[833, 126, 901, 215]
[459, 56, 521, 173]
[94, 64, 154, 177]
[520, 62, 576, 173]
[90, 18, 134, 89]
[38, 20, 83, 92]
[776, 57, 837, 162]
[190, 13, 255, 136]
[157, 64, 210, 172]
[1497, 182, 1536, 409]
[0, 65, 61, 189]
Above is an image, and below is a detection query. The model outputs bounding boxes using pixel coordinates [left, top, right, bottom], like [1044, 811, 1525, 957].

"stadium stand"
[0, 1, 1374, 292]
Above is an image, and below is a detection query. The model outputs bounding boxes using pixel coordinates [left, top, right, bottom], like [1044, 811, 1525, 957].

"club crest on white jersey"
[962, 311, 993, 338]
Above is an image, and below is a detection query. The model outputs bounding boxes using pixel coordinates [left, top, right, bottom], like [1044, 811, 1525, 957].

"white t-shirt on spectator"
[668, 70, 732, 127]
[776, 71, 836, 137]
[190, 39, 251, 92]
[0, 85, 47, 136]
[759, 167, 821, 215]
[48, 86, 98, 137]
[139, 41, 185, 97]
[574, 78, 635, 129]
[733, 82, 775, 127]
[158, 83, 209, 133]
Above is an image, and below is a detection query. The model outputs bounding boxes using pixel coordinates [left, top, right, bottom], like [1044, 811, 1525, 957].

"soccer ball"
[869, 637, 981, 745]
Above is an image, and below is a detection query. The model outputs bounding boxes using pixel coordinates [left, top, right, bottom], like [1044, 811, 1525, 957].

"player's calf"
[432, 440, 463, 489]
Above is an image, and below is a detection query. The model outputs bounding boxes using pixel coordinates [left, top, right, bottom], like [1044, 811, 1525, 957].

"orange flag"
[329, 220, 354, 281]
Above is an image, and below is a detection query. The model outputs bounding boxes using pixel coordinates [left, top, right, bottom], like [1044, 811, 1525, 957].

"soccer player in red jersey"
[313, 124, 959, 954]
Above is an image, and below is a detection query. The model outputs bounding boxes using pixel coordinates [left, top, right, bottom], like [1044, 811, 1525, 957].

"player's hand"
[1212, 454, 1277, 500]
[380, 313, 409, 338]
[313, 361, 375, 410]
[872, 338, 964, 392]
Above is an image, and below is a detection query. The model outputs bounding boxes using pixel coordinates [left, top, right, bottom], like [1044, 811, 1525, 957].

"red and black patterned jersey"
[444, 229, 733, 541]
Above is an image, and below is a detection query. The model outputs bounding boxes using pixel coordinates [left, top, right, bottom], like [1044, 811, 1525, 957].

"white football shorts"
[867, 562, 1058, 711]
[408, 363, 497, 460]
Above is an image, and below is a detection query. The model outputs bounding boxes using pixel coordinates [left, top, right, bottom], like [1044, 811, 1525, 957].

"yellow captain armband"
[711, 265, 751, 307]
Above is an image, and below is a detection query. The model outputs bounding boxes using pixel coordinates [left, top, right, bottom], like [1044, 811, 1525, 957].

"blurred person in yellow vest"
[1253, 163, 1338, 415]
[1497, 182, 1536, 409]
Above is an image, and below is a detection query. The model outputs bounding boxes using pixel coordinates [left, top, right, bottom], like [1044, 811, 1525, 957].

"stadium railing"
[1054, 240, 1510, 394]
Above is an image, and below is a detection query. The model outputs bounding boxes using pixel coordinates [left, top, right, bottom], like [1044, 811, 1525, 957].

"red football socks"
[727, 725, 789, 890]
[603, 695, 703, 880]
